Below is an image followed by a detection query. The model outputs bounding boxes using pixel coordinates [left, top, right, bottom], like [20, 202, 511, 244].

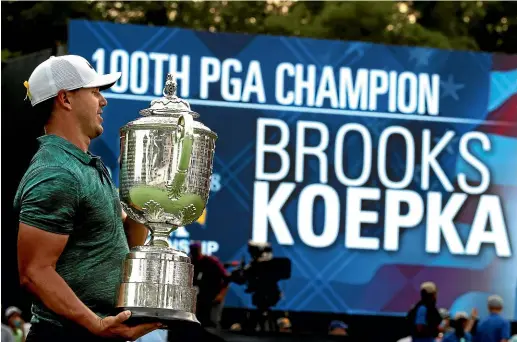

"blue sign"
[69, 20, 517, 318]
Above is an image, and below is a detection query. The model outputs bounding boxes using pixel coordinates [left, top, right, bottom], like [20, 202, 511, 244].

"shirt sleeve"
[501, 319, 511, 339]
[18, 167, 80, 234]
[415, 305, 428, 325]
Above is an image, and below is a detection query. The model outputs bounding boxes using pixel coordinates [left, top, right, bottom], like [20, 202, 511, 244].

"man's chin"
[91, 126, 104, 139]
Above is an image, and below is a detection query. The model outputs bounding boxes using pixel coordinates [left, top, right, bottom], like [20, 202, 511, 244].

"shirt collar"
[38, 134, 95, 165]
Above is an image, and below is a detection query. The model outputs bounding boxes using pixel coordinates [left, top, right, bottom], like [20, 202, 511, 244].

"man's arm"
[414, 306, 429, 334]
[211, 256, 231, 303]
[465, 308, 478, 333]
[19, 223, 160, 339]
[18, 223, 101, 332]
[121, 209, 149, 248]
[501, 319, 511, 342]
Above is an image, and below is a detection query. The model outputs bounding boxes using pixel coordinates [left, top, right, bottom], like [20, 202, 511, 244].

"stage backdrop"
[68, 19, 517, 319]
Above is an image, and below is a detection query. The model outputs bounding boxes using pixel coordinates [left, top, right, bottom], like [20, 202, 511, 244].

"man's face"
[8, 313, 24, 329]
[68, 87, 107, 139]
[329, 328, 347, 336]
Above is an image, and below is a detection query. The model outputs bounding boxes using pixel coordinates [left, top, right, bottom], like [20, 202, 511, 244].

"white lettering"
[252, 181, 295, 245]
[345, 187, 380, 250]
[130, 51, 149, 94]
[295, 64, 316, 106]
[315, 66, 338, 108]
[295, 121, 329, 183]
[384, 190, 424, 251]
[169, 55, 190, 97]
[334, 123, 372, 187]
[200, 57, 220, 99]
[426, 192, 467, 255]
[275, 63, 295, 105]
[368, 69, 388, 111]
[418, 74, 440, 115]
[378, 126, 415, 189]
[255, 118, 290, 181]
[465, 195, 511, 257]
[298, 184, 340, 248]
[339, 68, 368, 110]
[242, 61, 266, 103]
[221, 59, 242, 102]
[397, 72, 418, 114]
[110, 49, 129, 92]
[421, 130, 455, 192]
[458, 132, 491, 195]
[149, 52, 169, 96]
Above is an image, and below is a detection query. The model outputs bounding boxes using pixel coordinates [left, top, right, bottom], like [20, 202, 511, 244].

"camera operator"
[189, 241, 230, 329]
[230, 241, 291, 332]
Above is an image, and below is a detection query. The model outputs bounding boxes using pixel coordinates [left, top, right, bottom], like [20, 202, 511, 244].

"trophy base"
[116, 246, 199, 328]
[116, 307, 199, 328]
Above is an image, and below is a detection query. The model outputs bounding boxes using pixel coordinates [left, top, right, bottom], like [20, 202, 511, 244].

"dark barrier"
[218, 331, 351, 342]
[1, 49, 53, 321]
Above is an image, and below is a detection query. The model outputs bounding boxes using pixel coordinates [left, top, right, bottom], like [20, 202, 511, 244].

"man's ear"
[55, 90, 73, 111]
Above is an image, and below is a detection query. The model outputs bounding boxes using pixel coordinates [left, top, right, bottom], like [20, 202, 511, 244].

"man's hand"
[470, 308, 478, 320]
[92, 310, 161, 341]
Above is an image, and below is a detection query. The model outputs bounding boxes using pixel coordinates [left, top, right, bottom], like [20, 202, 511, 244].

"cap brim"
[84, 72, 122, 91]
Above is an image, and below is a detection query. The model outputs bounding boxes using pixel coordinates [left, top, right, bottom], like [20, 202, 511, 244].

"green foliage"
[1, 1, 515, 61]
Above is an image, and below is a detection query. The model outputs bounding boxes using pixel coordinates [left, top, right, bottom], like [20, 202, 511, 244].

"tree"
[1, 1, 516, 62]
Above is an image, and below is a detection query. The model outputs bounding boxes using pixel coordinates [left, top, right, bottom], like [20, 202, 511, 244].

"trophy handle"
[165, 113, 194, 201]
[176, 113, 194, 174]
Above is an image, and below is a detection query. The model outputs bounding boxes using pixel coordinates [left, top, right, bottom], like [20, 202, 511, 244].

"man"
[276, 317, 292, 333]
[473, 295, 511, 342]
[442, 312, 472, 342]
[189, 241, 229, 328]
[439, 308, 454, 335]
[15, 55, 161, 341]
[2, 324, 15, 342]
[328, 320, 348, 336]
[407, 282, 442, 342]
[5, 306, 31, 342]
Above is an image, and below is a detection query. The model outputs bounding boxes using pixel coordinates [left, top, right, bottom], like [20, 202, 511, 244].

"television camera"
[225, 241, 291, 331]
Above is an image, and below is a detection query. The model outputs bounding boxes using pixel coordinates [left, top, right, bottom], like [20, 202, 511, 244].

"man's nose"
[100, 94, 108, 107]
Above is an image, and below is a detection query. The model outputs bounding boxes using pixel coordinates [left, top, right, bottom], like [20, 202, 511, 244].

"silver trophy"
[115, 73, 217, 326]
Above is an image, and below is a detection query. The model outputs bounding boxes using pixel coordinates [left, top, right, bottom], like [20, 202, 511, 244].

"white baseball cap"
[24, 54, 121, 106]
[420, 281, 438, 294]
[4, 306, 22, 319]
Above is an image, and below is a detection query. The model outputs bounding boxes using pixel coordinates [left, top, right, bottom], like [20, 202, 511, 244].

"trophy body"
[115, 74, 217, 325]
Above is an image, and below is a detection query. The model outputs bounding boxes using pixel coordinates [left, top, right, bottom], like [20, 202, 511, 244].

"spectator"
[189, 241, 230, 329]
[277, 317, 292, 333]
[229, 323, 242, 332]
[2, 324, 15, 342]
[465, 308, 479, 334]
[407, 282, 442, 342]
[5, 306, 31, 342]
[439, 308, 454, 334]
[473, 295, 511, 342]
[329, 320, 348, 336]
[442, 312, 472, 342]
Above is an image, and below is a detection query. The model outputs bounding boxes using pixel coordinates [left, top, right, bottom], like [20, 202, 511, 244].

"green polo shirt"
[14, 134, 129, 329]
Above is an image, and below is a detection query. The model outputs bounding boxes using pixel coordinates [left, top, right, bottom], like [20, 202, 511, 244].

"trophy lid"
[139, 73, 199, 118]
